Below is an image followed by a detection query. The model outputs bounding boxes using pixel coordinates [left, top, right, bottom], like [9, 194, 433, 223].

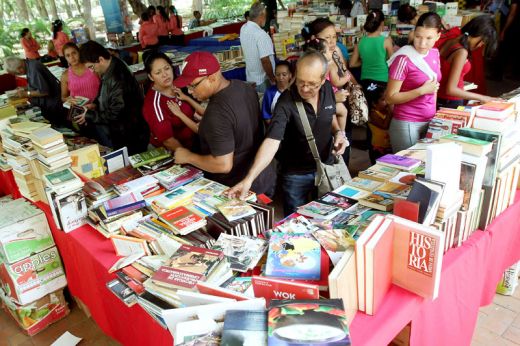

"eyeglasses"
[295, 78, 322, 90]
[187, 76, 207, 90]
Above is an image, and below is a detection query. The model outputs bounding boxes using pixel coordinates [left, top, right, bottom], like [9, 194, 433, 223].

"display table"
[0, 168, 519, 345]
[187, 35, 240, 48]
[183, 21, 245, 45]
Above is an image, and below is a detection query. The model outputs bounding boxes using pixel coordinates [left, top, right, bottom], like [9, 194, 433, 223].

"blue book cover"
[265, 232, 321, 280]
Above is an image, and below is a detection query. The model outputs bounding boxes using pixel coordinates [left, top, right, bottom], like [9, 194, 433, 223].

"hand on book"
[225, 179, 252, 200]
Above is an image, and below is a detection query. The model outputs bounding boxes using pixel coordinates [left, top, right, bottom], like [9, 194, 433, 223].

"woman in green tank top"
[349, 9, 394, 90]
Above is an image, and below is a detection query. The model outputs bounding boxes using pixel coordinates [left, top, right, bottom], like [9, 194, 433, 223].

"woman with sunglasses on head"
[386, 12, 442, 153]
[142, 52, 205, 152]
[437, 15, 498, 108]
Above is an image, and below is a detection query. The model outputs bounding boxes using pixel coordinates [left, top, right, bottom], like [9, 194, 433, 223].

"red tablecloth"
[351, 192, 520, 345]
[2, 168, 519, 346]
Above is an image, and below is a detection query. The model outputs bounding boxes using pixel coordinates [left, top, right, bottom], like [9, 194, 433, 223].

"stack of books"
[83, 166, 142, 207]
[153, 165, 203, 190]
[128, 147, 173, 175]
[43, 167, 87, 233]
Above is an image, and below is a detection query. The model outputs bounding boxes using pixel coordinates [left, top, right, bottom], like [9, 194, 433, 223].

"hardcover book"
[267, 299, 350, 346]
[265, 232, 321, 280]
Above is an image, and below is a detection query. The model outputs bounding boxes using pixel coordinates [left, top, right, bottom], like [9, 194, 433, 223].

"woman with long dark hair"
[168, 5, 184, 46]
[20, 28, 40, 60]
[52, 19, 71, 67]
[437, 15, 498, 108]
[154, 5, 170, 45]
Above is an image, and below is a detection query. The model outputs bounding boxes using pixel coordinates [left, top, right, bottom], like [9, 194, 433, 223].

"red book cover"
[159, 206, 203, 232]
[151, 266, 204, 290]
[122, 266, 148, 283]
[252, 275, 319, 303]
[196, 281, 251, 301]
[394, 199, 420, 222]
[116, 271, 145, 295]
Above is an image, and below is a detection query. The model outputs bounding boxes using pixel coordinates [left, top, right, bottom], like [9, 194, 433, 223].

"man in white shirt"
[240, 2, 276, 92]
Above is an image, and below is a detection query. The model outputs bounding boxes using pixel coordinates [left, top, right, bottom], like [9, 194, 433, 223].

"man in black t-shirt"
[227, 52, 349, 215]
[173, 51, 275, 196]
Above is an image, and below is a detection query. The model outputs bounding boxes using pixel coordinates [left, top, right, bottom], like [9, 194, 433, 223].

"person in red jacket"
[20, 28, 40, 60]
[154, 5, 170, 45]
[168, 5, 184, 46]
[139, 12, 159, 49]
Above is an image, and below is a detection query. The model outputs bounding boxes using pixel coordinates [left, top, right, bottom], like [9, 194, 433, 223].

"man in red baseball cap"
[173, 51, 275, 196]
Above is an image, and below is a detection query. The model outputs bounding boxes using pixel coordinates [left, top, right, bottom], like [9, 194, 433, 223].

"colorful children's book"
[217, 199, 257, 222]
[265, 232, 321, 280]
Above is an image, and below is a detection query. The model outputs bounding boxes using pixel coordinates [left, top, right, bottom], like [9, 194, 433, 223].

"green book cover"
[44, 168, 76, 186]
[129, 147, 171, 168]
[457, 127, 502, 187]
[440, 134, 492, 146]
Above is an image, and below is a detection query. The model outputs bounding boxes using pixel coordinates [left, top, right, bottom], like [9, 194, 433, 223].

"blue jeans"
[282, 172, 316, 216]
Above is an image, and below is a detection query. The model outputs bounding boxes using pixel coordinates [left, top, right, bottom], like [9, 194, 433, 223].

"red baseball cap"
[174, 51, 220, 88]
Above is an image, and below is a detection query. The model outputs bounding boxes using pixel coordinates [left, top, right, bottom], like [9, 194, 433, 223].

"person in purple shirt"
[385, 12, 442, 153]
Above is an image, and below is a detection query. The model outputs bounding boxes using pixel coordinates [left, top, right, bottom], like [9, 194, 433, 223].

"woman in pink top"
[386, 12, 442, 153]
[60, 43, 100, 104]
[168, 5, 184, 45]
[139, 12, 159, 49]
[154, 6, 170, 45]
[20, 28, 40, 60]
[52, 20, 71, 67]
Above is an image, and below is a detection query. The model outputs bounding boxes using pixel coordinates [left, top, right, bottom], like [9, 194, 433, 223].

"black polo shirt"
[266, 80, 337, 175]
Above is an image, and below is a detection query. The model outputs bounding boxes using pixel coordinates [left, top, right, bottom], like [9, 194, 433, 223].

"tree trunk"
[35, 0, 50, 20]
[82, 0, 95, 40]
[47, 0, 59, 20]
[63, 0, 73, 17]
[15, 0, 29, 21]
[74, 0, 81, 13]
[150, 0, 169, 7]
[127, 0, 147, 16]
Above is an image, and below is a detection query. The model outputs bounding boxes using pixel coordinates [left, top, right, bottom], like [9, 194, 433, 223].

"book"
[343, 177, 383, 192]
[129, 147, 171, 168]
[110, 234, 150, 257]
[267, 299, 350, 345]
[153, 165, 203, 190]
[358, 191, 395, 211]
[358, 164, 400, 182]
[174, 319, 221, 345]
[317, 192, 357, 210]
[439, 134, 493, 156]
[63, 96, 89, 109]
[217, 199, 257, 222]
[393, 199, 420, 222]
[376, 181, 411, 196]
[151, 245, 224, 290]
[328, 248, 357, 324]
[334, 185, 370, 200]
[177, 289, 235, 307]
[296, 201, 343, 220]
[406, 178, 445, 226]
[106, 278, 137, 307]
[159, 206, 207, 235]
[426, 142, 462, 207]
[311, 228, 354, 265]
[29, 127, 63, 147]
[69, 144, 104, 179]
[252, 276, 319, 303]
[43, 167, 83, 195]
[221, 310, 267, 346]
[376, 154, 421, 171]
[101, 146, 129, 174]
[114, 175, 159, 196]
[265, 232, 321, 280]
[108, 252, 144, 273]
[472, 113, 516, 133]
[102, 192, 145, 217]
[53, 189, 87, 233]
[115, 271, 145, 295]
[211, 234, 267, 272]
[275, 215, 319, 234]
[475, 101, 515, 119]
[426, 118, 463, 139]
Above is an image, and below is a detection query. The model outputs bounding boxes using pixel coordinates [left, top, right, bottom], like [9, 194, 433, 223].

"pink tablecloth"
[351, 192, 520, 345]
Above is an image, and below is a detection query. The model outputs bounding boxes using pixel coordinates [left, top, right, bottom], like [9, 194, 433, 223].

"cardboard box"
[0, 288, 69, 336]
[0, 206, 55, 264]
[0, 246, 67, 305]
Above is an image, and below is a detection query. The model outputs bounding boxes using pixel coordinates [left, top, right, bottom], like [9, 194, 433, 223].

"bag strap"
[295, 101, 324, 174]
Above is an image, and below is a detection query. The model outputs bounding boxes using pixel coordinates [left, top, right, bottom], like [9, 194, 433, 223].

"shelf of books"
[1, 85, 520, 344]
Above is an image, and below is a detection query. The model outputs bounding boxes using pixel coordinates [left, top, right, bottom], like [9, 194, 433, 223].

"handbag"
[295, 102, 351, 197]
[344, 80, 369, 125]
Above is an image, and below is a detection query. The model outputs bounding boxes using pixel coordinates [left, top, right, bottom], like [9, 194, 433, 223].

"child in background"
[365, 83, 392, 164]
[262, 60, 293, 124]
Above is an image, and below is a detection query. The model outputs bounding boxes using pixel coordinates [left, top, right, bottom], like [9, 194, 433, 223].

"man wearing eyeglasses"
[227, 52, 348, 216]
[78, 41, 149, 155]
[173, 51, 275, 196]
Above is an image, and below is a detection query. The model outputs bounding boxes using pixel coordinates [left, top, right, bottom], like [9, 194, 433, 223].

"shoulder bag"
[295, 101, 351, 197]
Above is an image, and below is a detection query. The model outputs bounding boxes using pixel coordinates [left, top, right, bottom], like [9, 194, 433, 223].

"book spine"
[106, 201, 146, 217]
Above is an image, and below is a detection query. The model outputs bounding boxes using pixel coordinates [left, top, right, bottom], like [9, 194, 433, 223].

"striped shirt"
[388, 48, 441, 122]
[142, 88, 195, 149]
[67, 67, 100, 102]
[240, 21, 275, 85]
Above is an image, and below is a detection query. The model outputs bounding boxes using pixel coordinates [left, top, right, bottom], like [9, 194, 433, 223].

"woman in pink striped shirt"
[52, 20, 71, 67]
[60, 42, 100, 105]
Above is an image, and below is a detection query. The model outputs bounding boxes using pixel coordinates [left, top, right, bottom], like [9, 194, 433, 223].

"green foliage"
[0, 17, 84, 58]
[204, 0, 251, 20]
